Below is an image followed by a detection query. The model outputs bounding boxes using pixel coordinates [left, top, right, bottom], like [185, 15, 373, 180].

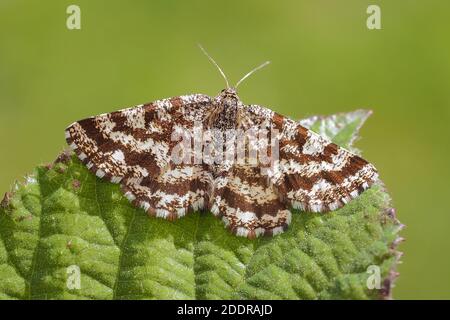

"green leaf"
[299, 109, 372, 152]
[0, 110, 402, 300]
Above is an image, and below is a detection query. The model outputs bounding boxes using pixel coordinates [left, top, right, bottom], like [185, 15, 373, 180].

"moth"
[65, 47, 378, 239]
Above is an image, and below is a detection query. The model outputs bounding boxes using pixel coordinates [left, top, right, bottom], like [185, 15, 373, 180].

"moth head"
[217, 87, 240, 109]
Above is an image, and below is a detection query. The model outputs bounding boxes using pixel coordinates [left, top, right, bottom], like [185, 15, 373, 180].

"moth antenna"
[198, 44, 230, 88]
[235, 61, 271, 89]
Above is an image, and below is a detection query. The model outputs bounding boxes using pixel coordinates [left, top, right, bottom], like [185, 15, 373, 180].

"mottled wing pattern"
[210, 164, 291, 238]
[66, 94, 378, 238]
[256, 105, 379, 213]
[209, 106, 291, 238]
[65, 94, 213, 220]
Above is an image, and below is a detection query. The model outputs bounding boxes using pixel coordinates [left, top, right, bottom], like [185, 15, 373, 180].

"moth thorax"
[212, 89, 241, 130]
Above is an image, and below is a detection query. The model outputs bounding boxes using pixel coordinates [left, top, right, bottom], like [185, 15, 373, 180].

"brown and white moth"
[65, 48, 378, 239]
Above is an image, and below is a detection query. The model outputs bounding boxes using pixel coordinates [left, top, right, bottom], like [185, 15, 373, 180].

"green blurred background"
[0, 0, 449, 299]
